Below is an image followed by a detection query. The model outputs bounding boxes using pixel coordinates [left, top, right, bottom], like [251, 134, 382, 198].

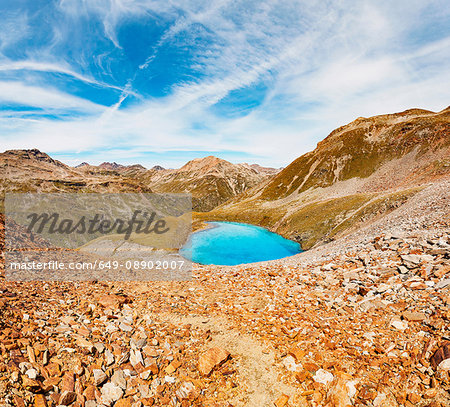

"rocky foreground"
[0, 185, 449, 407]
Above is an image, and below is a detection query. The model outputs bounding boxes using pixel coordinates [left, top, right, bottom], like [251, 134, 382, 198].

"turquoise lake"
[180, 221, 302, 266]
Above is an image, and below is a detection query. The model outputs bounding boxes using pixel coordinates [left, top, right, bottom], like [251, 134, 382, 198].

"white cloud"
[0, 12, 29, 54]
[0, 0, 449, 167]
[57, 0, 177, 47]
[0, 61, 128, 92]
[0, 81, 105, 112]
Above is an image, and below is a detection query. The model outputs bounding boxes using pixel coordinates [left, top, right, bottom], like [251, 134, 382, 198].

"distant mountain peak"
[127, 164, 146, 170]
[2, 148, 66, 168]
[99, 162, 124, 170]
[249, 164, 280, 175]
[143, 155, 275, 211]
[4, 148, 50, 160]
[180, 156, 227, 172]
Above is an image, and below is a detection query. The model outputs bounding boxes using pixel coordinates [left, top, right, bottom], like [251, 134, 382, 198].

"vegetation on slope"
[197, 107, 450, 249]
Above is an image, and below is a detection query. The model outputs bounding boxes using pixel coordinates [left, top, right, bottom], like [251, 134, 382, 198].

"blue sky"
[0, 0, 449, 168]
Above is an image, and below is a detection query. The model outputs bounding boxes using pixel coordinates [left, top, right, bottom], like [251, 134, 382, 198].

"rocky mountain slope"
[140, 156, 277, 211]
[75, 161, 148, 178]
[1, 184, 449, 406]
[199, 107, 450, 249]
[0, 149, 152, 199]
[0, 150, 278, 212]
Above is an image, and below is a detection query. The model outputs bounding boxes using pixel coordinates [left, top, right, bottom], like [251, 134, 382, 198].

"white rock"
[313, 369, 334, 385]
[130, 349, 144, 367]
[140, 370, 152, 380]
[346, 380, 358, 400]
[436, 278, 450, 289]
[11, 371, 19, 382]
[43, 350, 49, 366]
[438, 358, 450, 371]
[19, 362, 32, 373]
[93, 369, 107, 386]
[282, 355, 302, 372]
[397, 265, 409, 274]
[117, 351, 130, 365]
[25, 368, 38, 379]
[101, 382, 123, 405]
[104, 349, 115, 366]
[390, 318, 408, 331]
[94, 343, 105, 354]
[111, 370, 127, 390]
[119, 322, 133, 332]
[373, 392, 387, 407]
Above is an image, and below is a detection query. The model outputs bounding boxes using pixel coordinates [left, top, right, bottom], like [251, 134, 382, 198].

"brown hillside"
[199, 107, 450, 249]
[0, 149, 152, 197]
[141, 156, 277, 211]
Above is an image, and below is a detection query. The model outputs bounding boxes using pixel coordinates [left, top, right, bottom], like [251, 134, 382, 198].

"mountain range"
[1, 106, 449, 248]
[0, 150, 278, 212]
[139, 156, 277, 211]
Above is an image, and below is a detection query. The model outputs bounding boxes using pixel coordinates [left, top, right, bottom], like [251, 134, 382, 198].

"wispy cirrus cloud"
[0, 11, 29, 54]
[0, 81, 105, 112]
[0, 61, 129, 92]
[0, 0, 449, 167]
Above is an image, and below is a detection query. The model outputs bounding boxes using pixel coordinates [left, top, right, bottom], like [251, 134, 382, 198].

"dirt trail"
[157, 312, 296, 407]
